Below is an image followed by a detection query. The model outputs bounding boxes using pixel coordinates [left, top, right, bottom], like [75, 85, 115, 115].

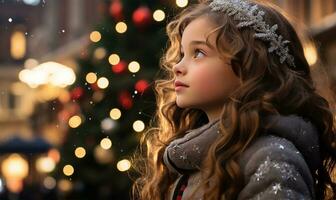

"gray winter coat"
[166, 114, 320, 200]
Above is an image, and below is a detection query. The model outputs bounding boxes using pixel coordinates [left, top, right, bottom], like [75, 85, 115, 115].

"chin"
[175, 100, 189, 108]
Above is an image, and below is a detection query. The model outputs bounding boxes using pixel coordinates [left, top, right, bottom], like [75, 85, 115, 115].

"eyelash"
[179, 48, 205, 60]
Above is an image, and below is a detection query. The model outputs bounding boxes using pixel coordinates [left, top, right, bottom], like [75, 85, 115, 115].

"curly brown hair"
[131, 0, 336, 199]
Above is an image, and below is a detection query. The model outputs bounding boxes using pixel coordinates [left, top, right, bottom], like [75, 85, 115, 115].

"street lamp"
[1, 154, 29, 193]
[19, 61, 76, 88]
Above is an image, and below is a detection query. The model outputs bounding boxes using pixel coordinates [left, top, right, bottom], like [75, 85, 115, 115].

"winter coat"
[166, 114, 320, 200]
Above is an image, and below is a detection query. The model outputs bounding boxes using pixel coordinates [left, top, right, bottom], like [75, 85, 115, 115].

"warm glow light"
[0, 179, 3, 192]
[1, 154, 29, 179]
[18, 62, 76, 88]
[97, 77, 109, 89]
[47, 64, 76, 87]
[153, 9, 165, 22]
[36, 157, 56, 173]
[58, 179, 73, 192]
[23, 0, 40, 6]
[304, 43, 318, 66]
[128, 61, 140, 73]
[11, 82, 28, 96]
[101, 118, 116, 131]
[19, 68, 45, 88]
[24, 58, 38, 69]
[43, 176, 56, 190]
[86, 72, 97, 84]
[117, 159, 131, 172]
[93, 91, 104, 102]
[110, 108, 121, 120]
[58, 90, 71, 103]
[68, 115, 82, 128]
[10, 31, 26, 60]
[90, 31, 101, 42]
[108, 54, 120, 65]
[48, 149, 61, 163]
[176, 0, 188, 7]
[100, 138, 112, 150]
[63, 165, 74, 176]
[94, 146, 114, 164]
[115, 22, 127, 33]
[94, 47, 106, 59]
[6, 179, 23, 193]
[75, 147, 86, 158]
[133, 120, 145, 132]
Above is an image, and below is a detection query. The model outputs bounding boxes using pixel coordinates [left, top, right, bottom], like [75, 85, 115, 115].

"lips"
[174, 80, 189, 88]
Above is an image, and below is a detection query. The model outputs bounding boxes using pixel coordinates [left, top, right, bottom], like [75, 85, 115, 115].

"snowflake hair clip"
[209, 0, 296, 68]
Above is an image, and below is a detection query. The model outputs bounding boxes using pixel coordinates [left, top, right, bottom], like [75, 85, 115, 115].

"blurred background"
[0, 0, 335, 200]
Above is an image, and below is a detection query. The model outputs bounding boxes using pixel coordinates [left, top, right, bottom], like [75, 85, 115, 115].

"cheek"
[192, 68, 222, 92]
[192, 66, 239, 98]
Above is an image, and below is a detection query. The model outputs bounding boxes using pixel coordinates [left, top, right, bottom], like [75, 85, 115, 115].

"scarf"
[163, 119, 221, 174]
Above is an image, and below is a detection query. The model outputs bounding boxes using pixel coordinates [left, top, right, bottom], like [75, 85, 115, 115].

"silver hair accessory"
[209, 0, 296, 68]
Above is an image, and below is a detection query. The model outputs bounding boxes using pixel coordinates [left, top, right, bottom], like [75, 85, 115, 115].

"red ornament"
[132, 6, 152, 28]
[109, 0, 124, 21]
[112, 60, 127, 74]
[135, 79, 150, 94]
[118, 91, 133, 109]
[70, 87, 84, 100]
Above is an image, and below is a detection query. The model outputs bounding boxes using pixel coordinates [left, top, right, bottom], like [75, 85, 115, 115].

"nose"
[172, 61, 186, 76]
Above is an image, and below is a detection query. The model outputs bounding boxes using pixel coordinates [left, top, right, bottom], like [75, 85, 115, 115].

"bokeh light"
[117, 159, 131, 172]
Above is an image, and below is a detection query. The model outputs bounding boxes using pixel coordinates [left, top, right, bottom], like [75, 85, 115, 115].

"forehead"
[181, 16, 218, 47]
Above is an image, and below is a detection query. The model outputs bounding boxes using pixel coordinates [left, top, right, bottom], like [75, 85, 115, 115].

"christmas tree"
[53, 0, 188, 199]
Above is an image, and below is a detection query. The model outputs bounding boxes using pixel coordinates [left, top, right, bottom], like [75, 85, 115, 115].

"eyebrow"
[181, 40, 214, 51]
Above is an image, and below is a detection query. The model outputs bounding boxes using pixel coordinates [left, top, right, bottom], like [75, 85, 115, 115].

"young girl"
[132, 0, 336, 199]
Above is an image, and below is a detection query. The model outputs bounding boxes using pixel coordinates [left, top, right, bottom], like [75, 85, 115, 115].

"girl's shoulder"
[237, 114, 319, 199]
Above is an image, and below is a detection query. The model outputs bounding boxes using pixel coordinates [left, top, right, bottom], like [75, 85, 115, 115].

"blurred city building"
[0, 0, 102, 142]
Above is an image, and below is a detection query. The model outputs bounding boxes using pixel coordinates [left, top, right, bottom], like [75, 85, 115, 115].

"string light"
[86, 72, 97, 84]
[74, 147, 86, 158]
[153, 9, 165, 22]
[90, 31, 101, 42]
[176, 0, 188, 8]
[117, 159, 131, 172]
[63, 165, 74, 176]
[100, 138, 112, 150]
[108, 54, 120, 65]
[110, 108, 122, 120]
[133, 120, 145, 132]
[128, 61, 140, 73]
[68, 115, 82, 128]
[97, 77, 109, 89]
[115, 22, 127, 33]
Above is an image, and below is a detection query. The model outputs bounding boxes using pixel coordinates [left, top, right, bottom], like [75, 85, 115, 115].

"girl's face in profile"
[173, 15, 241, 122]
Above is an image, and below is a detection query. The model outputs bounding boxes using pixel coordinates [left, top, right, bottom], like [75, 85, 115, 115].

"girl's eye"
[177, 49, 204, 62]
[194, 49, 205, 58]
